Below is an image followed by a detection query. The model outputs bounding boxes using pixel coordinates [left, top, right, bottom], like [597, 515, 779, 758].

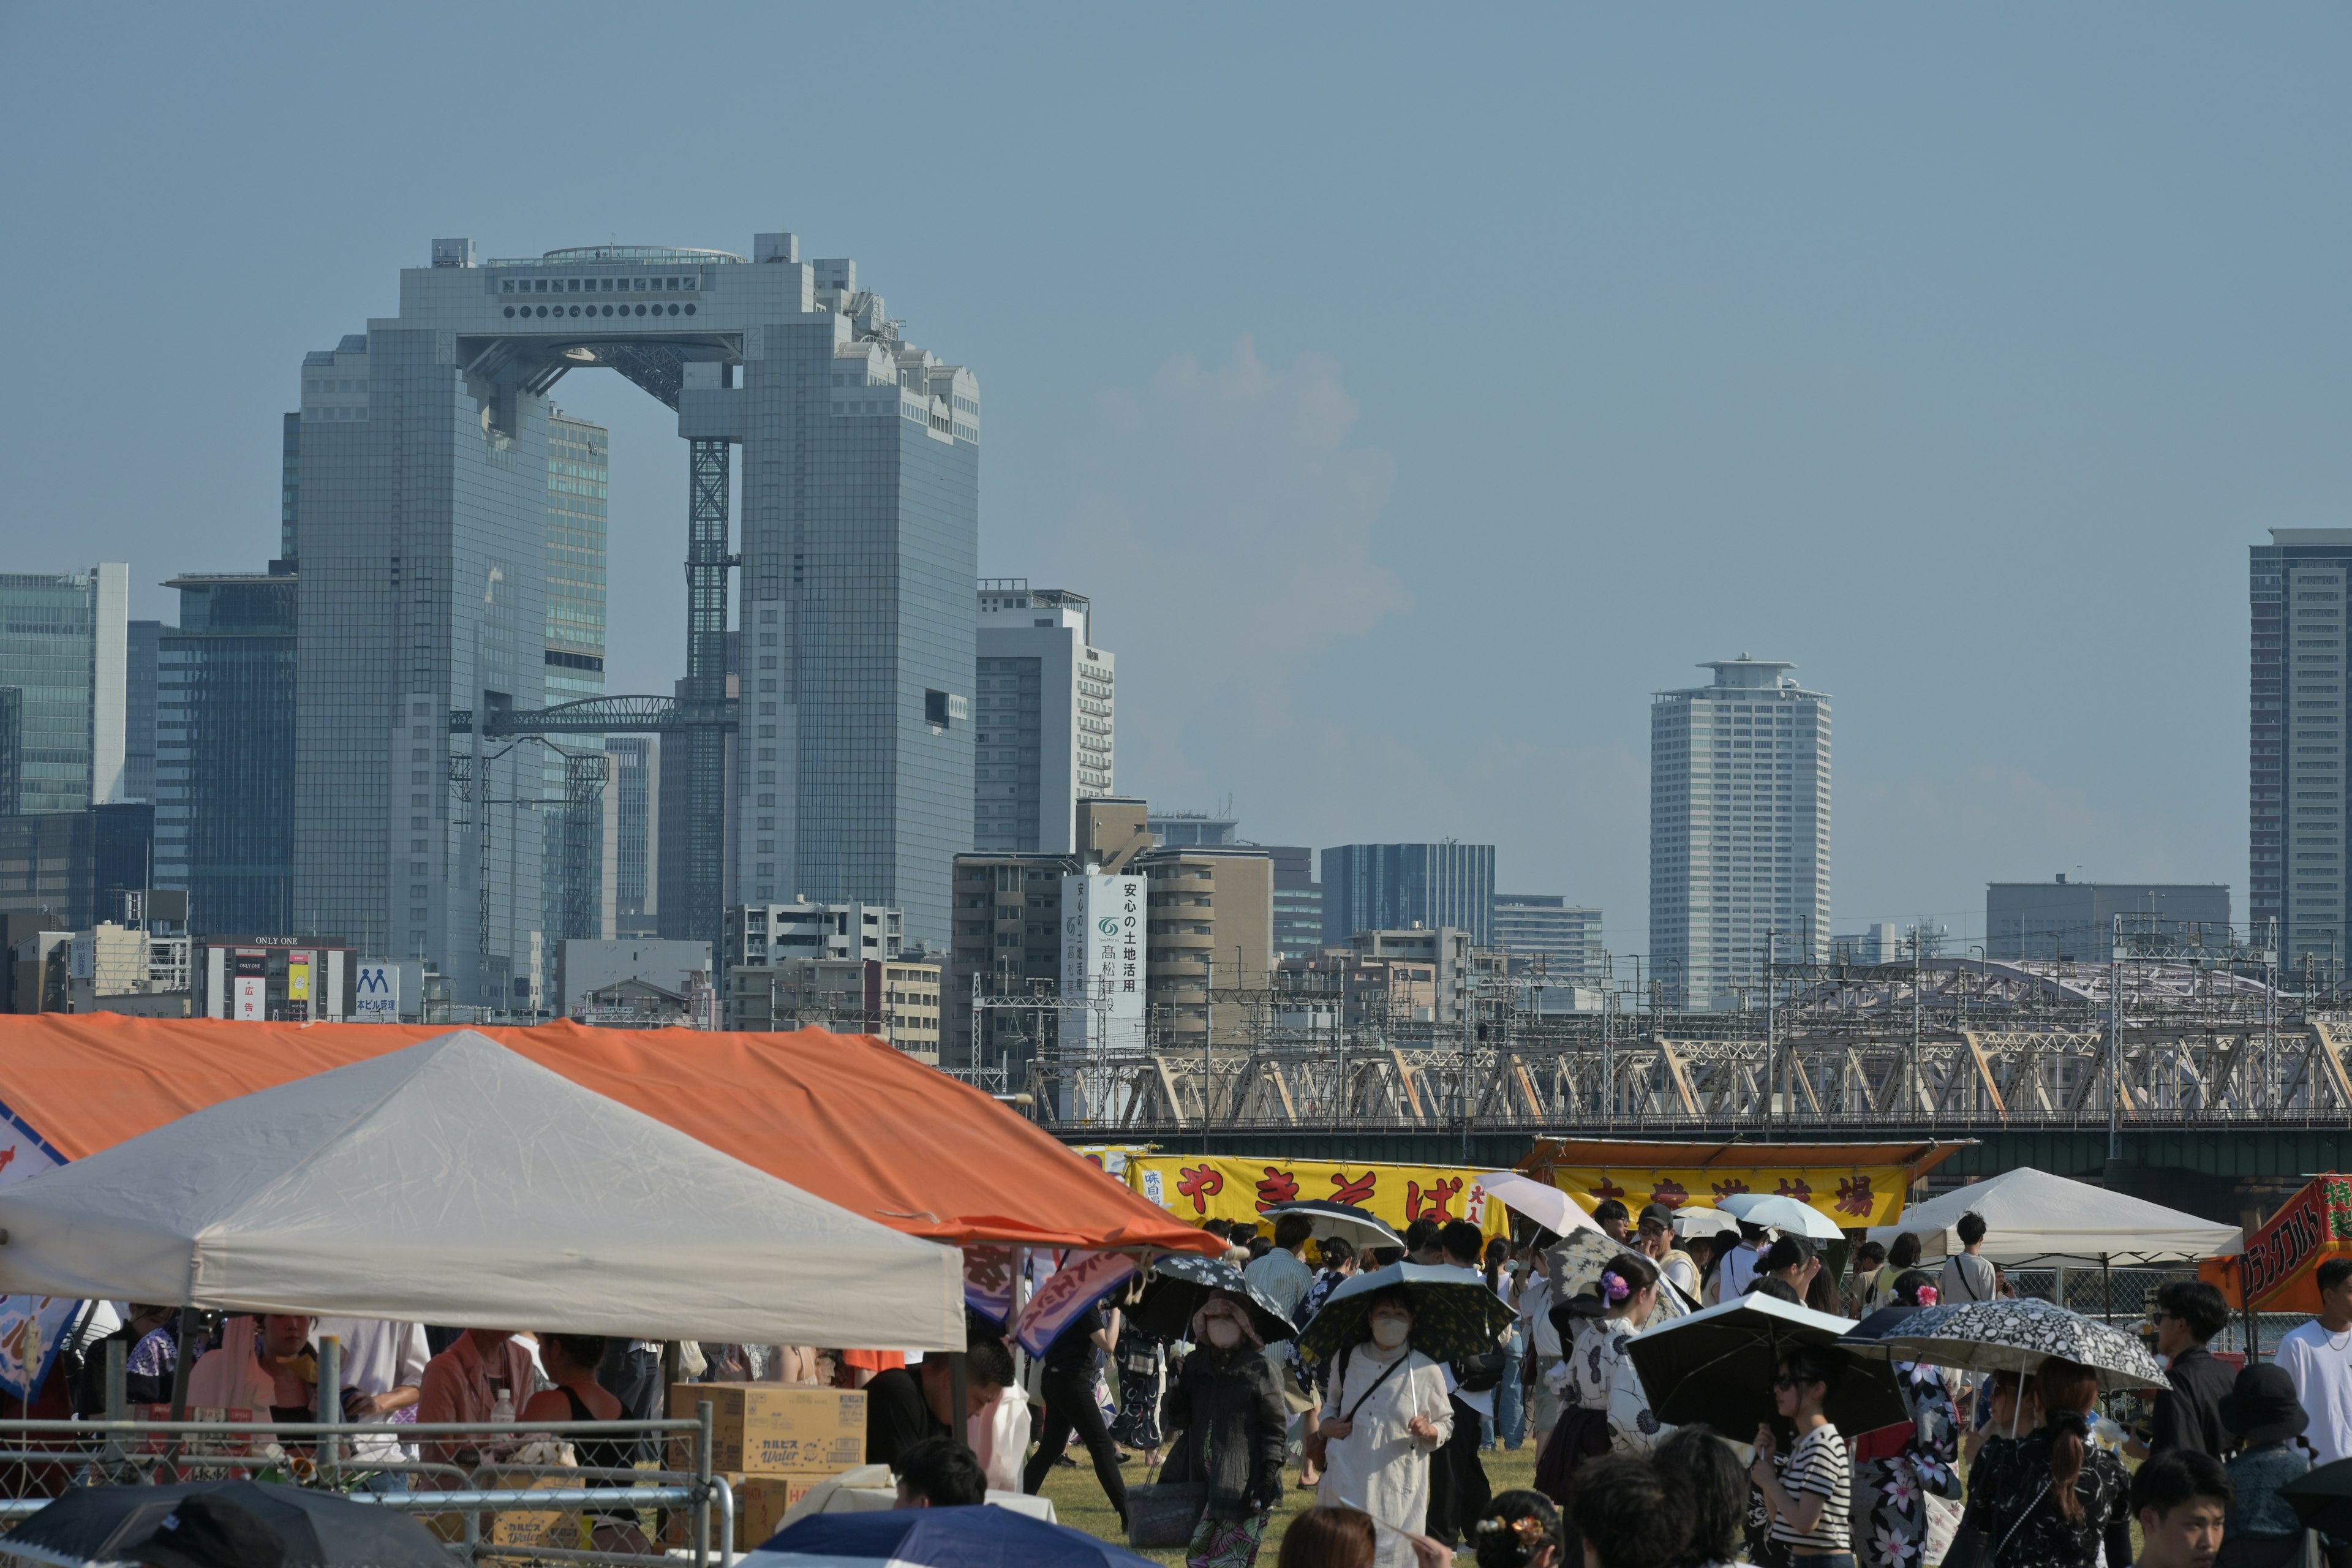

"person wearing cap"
[129, 1493, 288, 1568]
[2216, 1363, 2313, 1568]
[1635, 1205, 1699, 1301]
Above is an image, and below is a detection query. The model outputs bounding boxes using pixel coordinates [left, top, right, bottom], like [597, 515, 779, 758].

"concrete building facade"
[1491, 893, 1602, 986]
[973, 582, 1112, 854]
[1649, 657, 1831, 1011]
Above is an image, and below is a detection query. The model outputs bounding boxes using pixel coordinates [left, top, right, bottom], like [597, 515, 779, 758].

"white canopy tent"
[0, 1030, 965, 1348]
[1864, 1166, 2242, 1267]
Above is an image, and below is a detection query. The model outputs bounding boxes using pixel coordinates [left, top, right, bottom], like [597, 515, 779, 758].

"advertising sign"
[352, 962, 400, 1022]
[232, 949, 267, 1022]
[1060, 874, 1146, 1056]
[2201, 1174, 2352, 1313]
[1128, 1154, 1509, 1242]
[285, 950, 312, 1020]
[1547, 1163, 1908, 1229]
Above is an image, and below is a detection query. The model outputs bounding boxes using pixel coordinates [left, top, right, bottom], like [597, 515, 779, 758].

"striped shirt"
[1770, 1423, 1851, 1554]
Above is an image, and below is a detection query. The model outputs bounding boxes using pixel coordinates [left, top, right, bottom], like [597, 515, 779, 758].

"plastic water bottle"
[491, 1387, 514, 1428]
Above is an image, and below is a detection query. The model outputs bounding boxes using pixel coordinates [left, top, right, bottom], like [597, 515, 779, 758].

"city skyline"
[6, 11, 2337, 954]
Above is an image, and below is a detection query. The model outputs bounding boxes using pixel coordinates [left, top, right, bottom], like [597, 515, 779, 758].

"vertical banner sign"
[352, 962, 400, 1022]
[285, 950, 312, 1023]
[0, 1114, 70, 1399]
[1060, 874, 1147, 1055]
[232, 950, 267, 1022]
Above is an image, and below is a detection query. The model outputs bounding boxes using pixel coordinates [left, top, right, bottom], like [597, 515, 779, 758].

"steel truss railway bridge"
[996, 956, 2352, 1182]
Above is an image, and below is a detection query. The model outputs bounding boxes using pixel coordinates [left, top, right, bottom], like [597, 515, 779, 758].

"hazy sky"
[5, 7, 2346, 955]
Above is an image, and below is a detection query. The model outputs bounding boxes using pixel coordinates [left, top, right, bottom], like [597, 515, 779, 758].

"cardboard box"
[664, 1471, 837, 1550]
[666, 1383, 866, 1474]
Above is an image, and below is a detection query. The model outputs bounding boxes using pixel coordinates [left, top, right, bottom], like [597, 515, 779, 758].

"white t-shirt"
[313, 1319, 430, 1461]
[2276, 1319, 2352, 1464]
[1721, 1243, 1762, 1300]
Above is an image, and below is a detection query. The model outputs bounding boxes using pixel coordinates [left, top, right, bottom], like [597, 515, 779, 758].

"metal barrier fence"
[0, 1414, 736, 1567]
[2003, 1266, 2300, 1361]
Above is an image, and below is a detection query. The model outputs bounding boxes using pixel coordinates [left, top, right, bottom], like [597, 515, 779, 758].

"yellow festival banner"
[1127, 1155, 1511, 1242]
[1547, 1164, 1907, 1230]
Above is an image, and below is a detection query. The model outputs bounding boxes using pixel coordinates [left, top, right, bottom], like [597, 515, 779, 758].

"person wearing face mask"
[1159, 1295, 1290, 1568]
[1315, 1287, 1455, 1568]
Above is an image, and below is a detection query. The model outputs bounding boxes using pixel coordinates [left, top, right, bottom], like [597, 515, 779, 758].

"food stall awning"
[0, 1015, 1220, 1257]
[1517, 1138, 1970, 1230]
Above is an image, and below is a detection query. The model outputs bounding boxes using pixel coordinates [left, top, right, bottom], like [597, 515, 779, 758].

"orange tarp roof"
[0, 1014, 1219, 1257]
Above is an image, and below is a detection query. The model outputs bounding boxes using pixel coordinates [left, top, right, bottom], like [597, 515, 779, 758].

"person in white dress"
[1316, 1287, 1457, 1568]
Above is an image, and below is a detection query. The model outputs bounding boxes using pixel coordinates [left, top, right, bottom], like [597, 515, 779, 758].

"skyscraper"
[541, 410, 609, 956]
[606, 736, 658, 938]
[292, 234, 978, 1008]
[973, 582, 1112, 854]
[1649, 657, 1831, 1011]
[1319, 842, 1496, 946]
[1265, 846, 1324, 960]
[0, 566, 128, 814]
[124, 620, 162, 805]
[2250, 530, 2352, 967]
[155, 571, 298, 937]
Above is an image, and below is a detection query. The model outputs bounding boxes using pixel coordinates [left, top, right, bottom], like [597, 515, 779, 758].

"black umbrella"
[1295, 1262, 1516, 1364]
[1626, 1293, 1910, 1436]
[1839, 1303, 1923, 1344]
[2283, 1458, 2352, 1540]
[6, 1479, 453, 1567]
[1131, 1253, 1299, 1343]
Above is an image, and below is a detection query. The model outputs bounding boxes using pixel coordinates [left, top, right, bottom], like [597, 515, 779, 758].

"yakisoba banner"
[1549, 1163, 1907, 1229]
[1126, 1155, 1510, 1240]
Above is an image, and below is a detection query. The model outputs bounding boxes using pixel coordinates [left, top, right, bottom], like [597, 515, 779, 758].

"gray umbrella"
[1869, 1296, 2168, 1391]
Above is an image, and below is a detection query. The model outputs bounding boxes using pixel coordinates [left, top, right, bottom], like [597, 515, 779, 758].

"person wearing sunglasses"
[1751, 1347, 1853, 1567]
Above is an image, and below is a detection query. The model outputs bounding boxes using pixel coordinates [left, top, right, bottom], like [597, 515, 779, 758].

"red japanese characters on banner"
[1834, 1176, 1875, 1217]
[1407, 1178, 1464, 1222]
[1175, 1164, 1225, 1215]
[1774, 1177, 1814, 1204]
[1254, 1167, 1302, 1210]
[1591, 1175, 1627, 1201]
[1651, 1179, 1689, 1208]
[1330, 1171, 1376, 1207]
[1711, 1178, 1751, 1201]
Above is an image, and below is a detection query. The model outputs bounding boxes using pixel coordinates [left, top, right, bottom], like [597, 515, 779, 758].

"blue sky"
[4, 7, 2346, 954]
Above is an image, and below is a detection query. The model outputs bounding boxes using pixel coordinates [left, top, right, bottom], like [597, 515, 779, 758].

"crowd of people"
[48, 1201, 2352, 1568]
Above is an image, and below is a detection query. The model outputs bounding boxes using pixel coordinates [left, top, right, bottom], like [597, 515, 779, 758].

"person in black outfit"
[2127, 1281, 2238, 1460]
[1959, 1355, 2133, 1568]
[1161, 1294, 1289, 1566]
[522, 1333, 649, 1554]
[865, 1336, 1015, 1468]
[1425, 1219, 1496, 1547]
[1021, 1298, 1129, 1528]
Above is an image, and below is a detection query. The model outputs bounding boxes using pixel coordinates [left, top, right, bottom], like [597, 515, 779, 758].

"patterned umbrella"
[1871, 1295, 2168, 1391]
[1130, 1252, 1298, 1343]
[1259, 1200, 1404, 1250]
[1295, 1261, 1516, 1364]
[1543, 1230, 1694, 1322]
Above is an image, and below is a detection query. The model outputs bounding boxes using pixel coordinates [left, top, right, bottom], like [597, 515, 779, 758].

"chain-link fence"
[2005, 1265, 2296, 1361]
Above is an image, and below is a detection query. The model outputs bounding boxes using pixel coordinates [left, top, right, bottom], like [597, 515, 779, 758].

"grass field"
[1038, 1441, 1544, 1565]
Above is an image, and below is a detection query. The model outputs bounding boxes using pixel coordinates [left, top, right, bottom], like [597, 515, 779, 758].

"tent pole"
[167, 1308, 197, 1423]
[2101, 1254, 2111, 1325]
[949, 1351, 972, 1457]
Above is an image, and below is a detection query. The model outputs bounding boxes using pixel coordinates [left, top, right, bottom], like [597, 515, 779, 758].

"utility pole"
[1201, 954, 1213, 1154]
[2106, 913, 2124, 1160]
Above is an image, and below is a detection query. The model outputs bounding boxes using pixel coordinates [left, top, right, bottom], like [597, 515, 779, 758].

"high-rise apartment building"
[1320, 842, 1496, 947]
[2250, 531, 2352, 968]
[154, 571, 299, 937]
[1649, 657, 1831, 1011]
[1491, 894, 1603, 986]
[0, 566, 128, 814]
[292, 234, 976, 1008]
[605, 737, 658, 938]
[541, 410, 610, 954]
[124, 620, 162, 805]
[974, 582, 1112, 854]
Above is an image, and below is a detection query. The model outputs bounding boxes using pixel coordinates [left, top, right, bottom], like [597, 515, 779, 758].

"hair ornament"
[1600, 1270, 1630, 1303]
[1472, 1515, 1548, 1547]
[2048, 1410, 2090, 1439]
[1912, 1284, 1939, 1306]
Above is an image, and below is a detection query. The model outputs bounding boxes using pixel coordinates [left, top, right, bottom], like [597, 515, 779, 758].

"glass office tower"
[0, 566, 127, 814]
[156, 572, 298, 936]
[540, 411, 609, 965]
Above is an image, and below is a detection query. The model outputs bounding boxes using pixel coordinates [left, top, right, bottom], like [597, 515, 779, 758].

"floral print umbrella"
[1295, 1261, 1516, 1364]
